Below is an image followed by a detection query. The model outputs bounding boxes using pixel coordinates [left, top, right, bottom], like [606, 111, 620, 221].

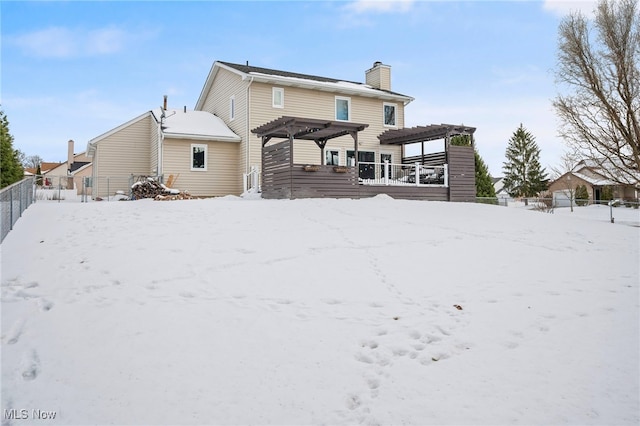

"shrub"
[575, 184, 589, 206]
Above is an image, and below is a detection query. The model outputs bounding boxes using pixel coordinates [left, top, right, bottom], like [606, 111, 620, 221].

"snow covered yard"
[1, 196, 638, 425]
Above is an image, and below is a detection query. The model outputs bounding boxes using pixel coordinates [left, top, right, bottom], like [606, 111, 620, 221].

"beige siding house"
[195, 61, 414, 182]
[87, 60, 418, 199]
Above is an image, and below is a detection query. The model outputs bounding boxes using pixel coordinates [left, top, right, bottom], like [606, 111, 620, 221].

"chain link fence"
[1, 177, 36, 243]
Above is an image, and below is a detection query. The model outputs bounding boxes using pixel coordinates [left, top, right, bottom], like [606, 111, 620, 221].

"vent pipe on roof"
[163, 95, 167, 111]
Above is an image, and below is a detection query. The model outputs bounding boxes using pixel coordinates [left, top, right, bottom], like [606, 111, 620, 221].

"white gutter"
[162, 133, 241, 142]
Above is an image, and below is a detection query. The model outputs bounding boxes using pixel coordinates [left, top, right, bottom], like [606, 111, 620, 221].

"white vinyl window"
[325, 149, 340, 166]
[272, 87, 284, 108]
[230, 96, 235, 121]
[335, 96, 351, 121]
[383, 103, 397, 127]
[191, 144, 207, 171]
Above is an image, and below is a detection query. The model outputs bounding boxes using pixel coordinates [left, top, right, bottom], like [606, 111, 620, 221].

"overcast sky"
[1, 0, 598, 176]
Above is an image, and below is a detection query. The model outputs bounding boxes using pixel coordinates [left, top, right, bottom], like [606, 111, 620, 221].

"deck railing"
[243, 166, 260, 194]
[357, 161, 448, 187]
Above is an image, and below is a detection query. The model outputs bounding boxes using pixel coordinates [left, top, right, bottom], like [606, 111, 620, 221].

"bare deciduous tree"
[550, 149, 582, 212]
[23, 154, 43, 169]
[553, 0, 640, 185]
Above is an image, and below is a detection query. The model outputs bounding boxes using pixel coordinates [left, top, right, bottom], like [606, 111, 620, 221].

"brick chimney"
[67, 139, 74, 169]
[365, 61, 391, 91]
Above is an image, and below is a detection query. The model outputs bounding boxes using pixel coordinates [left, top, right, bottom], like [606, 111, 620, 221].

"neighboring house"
[547, 159, 640, 202]
[492, 177, 508, 198]
[24, 141, 93, 194]
[87, 61, 413, 199]
[45, 140, 93, 194]
[24, 161, 65, 181]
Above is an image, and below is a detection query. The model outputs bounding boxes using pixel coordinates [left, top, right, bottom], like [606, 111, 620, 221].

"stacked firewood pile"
[131, 176, 194, 201]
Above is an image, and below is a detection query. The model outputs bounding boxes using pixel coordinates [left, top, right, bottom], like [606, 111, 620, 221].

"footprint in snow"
[21, 350, 40, 381]
[5, 320, 25, 345]
[38, 299, 54, 312]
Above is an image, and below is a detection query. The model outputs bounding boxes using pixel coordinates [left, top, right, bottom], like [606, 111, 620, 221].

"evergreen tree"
[600, 186, 613, 203]
[502, 124, 548, 198]
[0, 108, 24, 188]
[575, 184, 589, 206]
[450, 135, 496, 198]
[35, 163, 43, 186]
[475, 151, 496, 198]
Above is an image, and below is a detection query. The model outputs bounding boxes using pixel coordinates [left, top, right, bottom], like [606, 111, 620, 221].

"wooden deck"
[261, 141, 474, 201]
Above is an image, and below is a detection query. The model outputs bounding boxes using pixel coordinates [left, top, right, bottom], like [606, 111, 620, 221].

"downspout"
[157, 116, 163, 178]
[245, 76, 254, 175]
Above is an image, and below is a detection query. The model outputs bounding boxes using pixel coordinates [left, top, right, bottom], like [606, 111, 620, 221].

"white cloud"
[9, 25, 153, 58]
[10, 27, 78, 58]
[343, 0, 415, 14]
[88, 27, 127, 55]
[542, 0, 597, 18]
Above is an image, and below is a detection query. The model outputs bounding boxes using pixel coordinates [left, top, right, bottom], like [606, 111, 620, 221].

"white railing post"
[251, 166, 258, 191]
[415, 162, 420, 186]
[384, 160, 389, 186]
[444, 164, 449, 187]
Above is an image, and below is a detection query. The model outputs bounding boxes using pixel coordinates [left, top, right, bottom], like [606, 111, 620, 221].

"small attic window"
[273, 87, 284, 108]
[335, 96, 351, 121]
[383, 103, 397, 127]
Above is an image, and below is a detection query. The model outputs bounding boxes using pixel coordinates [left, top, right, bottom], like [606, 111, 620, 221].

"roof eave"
[247, 73, 414, 104]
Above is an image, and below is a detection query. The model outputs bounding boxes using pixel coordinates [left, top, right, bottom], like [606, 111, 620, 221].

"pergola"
[379, 123, 476, 145]
[379, 124, 477, 163]
[252, 116, 369, 165]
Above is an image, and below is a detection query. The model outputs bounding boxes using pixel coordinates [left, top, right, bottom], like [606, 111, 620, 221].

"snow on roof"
[152, 108, 240, 142]
[247, 71, 413, 102]
[571, 171, 620, 186]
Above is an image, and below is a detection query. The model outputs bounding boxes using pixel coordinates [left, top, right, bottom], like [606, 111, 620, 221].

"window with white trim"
[230, 96, 235, 121]
[335, 96, 351, 121]
[325, 149, 340, 166]
[191, 144, 207, 171]
[383, 103, 397, 127]
[272, 87, 284, 108]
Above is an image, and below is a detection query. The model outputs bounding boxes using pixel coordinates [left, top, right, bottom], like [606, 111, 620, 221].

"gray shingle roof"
[219, 61, 411, 99]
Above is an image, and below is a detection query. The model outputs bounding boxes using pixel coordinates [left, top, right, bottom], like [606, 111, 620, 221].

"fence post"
[609, 200, 615, 223]
[18, 181, 23, 217]
[9, 186, 13, 231]
[415, 162, 420, 187]
[108, 177, 111, 201]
